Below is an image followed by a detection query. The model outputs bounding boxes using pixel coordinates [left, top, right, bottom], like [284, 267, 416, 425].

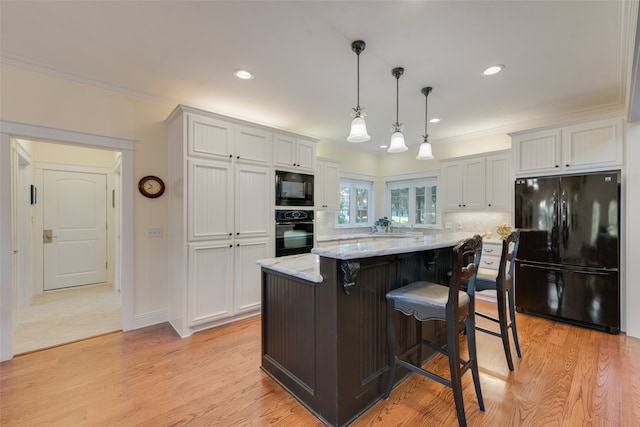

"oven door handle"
[276, 221, 313, 225]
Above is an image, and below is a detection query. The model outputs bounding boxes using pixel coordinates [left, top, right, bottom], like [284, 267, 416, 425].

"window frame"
[383, 172, 441, 229]
[337, 174, 376, 228]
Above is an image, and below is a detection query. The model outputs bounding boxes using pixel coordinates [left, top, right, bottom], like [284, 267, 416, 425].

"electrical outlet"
[147, 228, 163, 238]
[445, 222, 452, 229]
[456, 222, 463, 230]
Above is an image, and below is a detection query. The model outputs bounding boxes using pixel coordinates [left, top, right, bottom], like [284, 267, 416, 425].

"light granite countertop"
[316, 232, 423, 242]
[311, 231, 475, 260]
[256, 253, 322, 283]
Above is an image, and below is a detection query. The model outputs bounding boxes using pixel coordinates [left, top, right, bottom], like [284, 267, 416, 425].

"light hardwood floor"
[1, 301, 639, 426]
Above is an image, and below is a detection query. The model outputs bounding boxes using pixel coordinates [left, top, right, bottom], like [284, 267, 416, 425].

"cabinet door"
[273, 133, 297, 170]
[188, 241, 234, 327]
[187, 114, 234, 161]
[462, 158, 485, 209]
[442, 162, 463, 209]
[563, 118, 623, 171]
[316, 160, 340, 209]
[188, 159, 234, 241]
[295, 139, 316, 172]
[235, 165, 271, 238]
[485, 153, 512, 210]
[235, 125, 272, 165]
[513, 129, 562, 175]
[234, 238, 270, 315]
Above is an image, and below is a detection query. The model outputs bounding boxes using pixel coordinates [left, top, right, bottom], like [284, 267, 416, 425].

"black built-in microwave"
[275, 170, 314, 207]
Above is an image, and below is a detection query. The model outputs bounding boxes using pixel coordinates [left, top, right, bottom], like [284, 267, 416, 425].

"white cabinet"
[442, 158, 485, 210]
[234, 125, 272, 166]
[479, 240, 502, 270]
[166, 105, 273, 337]
[273, 133, 316, 172]
[512, 116, 623, 176]
[315, 158, 341, 210]
[187, 114, 234, 161]
[485, 153, 513, 210]
[442, 151, 512, 211]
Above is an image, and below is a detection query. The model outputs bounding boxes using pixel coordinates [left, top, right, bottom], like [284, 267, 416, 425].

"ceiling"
[1, 1, 638, 152]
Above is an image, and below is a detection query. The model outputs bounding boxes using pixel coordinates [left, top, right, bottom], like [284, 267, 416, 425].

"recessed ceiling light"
[429, 118, 441, 123]
[380, 145, 388, 149]
[483, 64, 504, 76]
[233, 69, 253, 79]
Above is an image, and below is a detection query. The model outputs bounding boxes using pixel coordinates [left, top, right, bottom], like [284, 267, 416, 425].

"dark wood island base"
[260, 245, 457, 426]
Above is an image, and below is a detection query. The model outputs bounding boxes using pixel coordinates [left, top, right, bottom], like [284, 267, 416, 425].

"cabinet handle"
[229, 232, 232, 236]
[488, 203, 492, 207]
[229, 244, 233, 248]
[237, 156, 240, 159]
[229, 154, 233, 158]
[236, 232, 240, 235]
[463, 204, 466, 207]
[485, 249, 494, 253]
[484, 260, 494, 265]
[555, 165, 559, 168]
[237, 243, 240, 247]
[566, 164, 570, 167]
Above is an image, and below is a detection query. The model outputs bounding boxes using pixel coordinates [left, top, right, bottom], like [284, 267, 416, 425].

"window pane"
[429, 185, 437, 224]
[415, 186, 426, 224]
[338, 187, 350, 224]
[390, 188, 409, 224]
[355, 188, 368, 224]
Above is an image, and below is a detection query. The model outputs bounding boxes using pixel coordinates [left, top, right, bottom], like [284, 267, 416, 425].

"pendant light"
[387, 67, 408, 153]
[347, 40, 371, 143]
[416, 86, 434, 160]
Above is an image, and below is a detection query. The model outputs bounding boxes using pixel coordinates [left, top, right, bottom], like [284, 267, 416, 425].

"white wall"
[625, 122, 639, 337]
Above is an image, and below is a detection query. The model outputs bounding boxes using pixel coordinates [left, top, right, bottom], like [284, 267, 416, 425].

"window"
[386, 176, 438, 228]
[338, 178, 374, 226]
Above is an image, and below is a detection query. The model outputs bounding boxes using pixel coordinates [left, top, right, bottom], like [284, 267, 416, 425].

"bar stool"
[474, 230, 521, 371]
[383, 235, 484, 427]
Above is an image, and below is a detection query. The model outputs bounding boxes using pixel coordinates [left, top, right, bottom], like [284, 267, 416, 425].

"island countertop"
[256, 253, 322, 283]
[311, 231, 474, 260]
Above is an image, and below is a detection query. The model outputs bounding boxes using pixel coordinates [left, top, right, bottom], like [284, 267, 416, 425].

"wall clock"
[138, 175, 165, 198]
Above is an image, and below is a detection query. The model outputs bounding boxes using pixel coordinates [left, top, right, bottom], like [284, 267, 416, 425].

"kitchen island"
[257, 232, 473, 427]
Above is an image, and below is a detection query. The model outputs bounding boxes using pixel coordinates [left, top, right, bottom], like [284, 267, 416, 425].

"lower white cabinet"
[188, 237, 269, 329]
[476, 239, 503, 303]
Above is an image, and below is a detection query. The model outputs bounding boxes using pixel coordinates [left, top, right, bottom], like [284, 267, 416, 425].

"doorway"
[14, 140, 119, 354]
[0, 120, 135, 361]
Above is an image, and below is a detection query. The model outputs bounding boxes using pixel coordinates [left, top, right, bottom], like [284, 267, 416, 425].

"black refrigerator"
[514, 171, 620, 333]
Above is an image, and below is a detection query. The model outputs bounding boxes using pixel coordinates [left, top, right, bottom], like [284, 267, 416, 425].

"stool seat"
[386, 281, 470, 321]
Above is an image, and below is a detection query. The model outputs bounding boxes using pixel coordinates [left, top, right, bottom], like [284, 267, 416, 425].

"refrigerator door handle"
[520, 263, 612, 276]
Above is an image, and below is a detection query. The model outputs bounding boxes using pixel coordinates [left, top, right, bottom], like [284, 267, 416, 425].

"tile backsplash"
[316, 210, 512, 236]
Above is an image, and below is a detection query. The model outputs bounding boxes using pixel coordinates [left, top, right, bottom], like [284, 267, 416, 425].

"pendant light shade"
[416, 86, 435, 160]
[348, 115, 370, 143]
[347, 40, 370, 143]
[388, 67, 408, 153]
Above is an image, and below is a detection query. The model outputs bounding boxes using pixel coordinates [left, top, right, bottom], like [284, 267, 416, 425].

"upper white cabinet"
[234, 125, 272, 166]
[441, 150, 512, 211]
[442, 158, 486, 210]
[187, 114, 234, 161]
[512, 116, 623, 176]
[273, 133, 316, 172]
[485, 152, 513, 210]
[315, 158, 341, 210]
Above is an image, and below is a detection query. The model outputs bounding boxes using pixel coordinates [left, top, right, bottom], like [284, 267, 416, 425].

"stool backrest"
[448, 235, 483, 313]
[497, 230, 520, 283]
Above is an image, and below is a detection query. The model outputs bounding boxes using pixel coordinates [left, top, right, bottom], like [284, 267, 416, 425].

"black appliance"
[514, 171, 620, 333]
[275, 170, 314, 207]
[275, 210, 314, 257]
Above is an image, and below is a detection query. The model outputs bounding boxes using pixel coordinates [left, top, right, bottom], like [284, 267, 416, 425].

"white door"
[43, 170, 107, 290]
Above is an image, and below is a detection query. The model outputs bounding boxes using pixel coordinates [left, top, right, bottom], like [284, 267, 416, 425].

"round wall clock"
[138, 175, 165, 198]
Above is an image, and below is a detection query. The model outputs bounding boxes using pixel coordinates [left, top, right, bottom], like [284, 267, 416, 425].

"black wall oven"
[275, 170, 314, 207]
[275, 210, 314, 257]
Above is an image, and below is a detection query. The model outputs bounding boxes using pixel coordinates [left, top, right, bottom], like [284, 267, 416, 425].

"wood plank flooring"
[1, 301, 639, 426]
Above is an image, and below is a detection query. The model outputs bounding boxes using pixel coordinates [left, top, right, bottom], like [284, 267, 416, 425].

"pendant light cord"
[395, 76, 399, 126]
[356, 52, 360, 110]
